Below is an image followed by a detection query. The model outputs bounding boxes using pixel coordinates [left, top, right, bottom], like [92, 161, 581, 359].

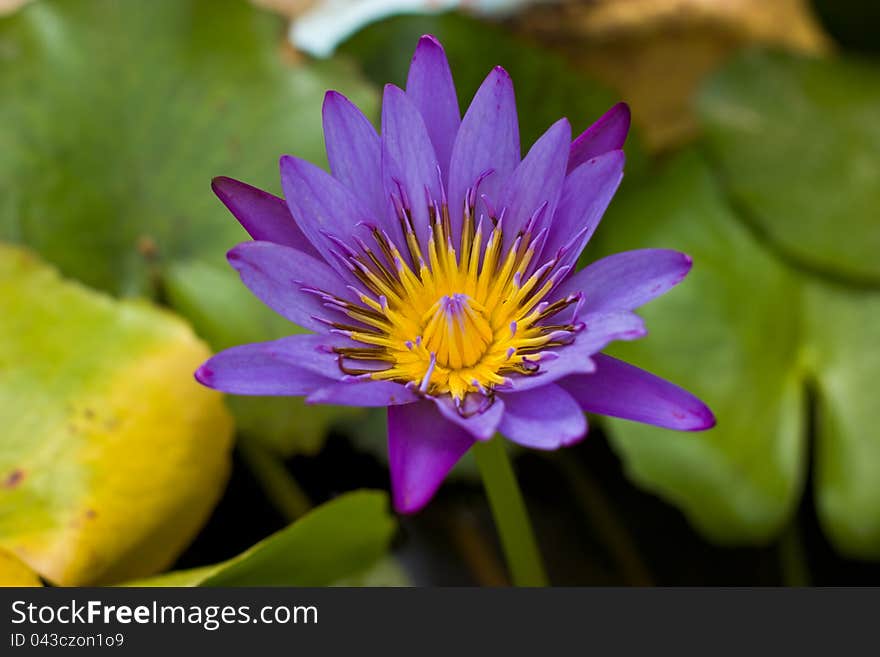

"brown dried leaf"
[509, 0, 832, 150]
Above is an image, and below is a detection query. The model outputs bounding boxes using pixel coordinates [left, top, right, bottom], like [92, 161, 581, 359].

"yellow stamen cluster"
[332, 202, 577, 402]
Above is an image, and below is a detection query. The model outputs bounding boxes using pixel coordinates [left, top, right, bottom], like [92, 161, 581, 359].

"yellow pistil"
[332, 201, 579, 402]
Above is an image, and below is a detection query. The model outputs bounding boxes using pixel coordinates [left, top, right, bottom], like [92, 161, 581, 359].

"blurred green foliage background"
[0, 0, 878, 586]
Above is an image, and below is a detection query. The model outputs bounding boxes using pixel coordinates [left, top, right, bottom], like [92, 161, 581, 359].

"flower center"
[323, 179, 581, 403]
[423, 294, 492, 369]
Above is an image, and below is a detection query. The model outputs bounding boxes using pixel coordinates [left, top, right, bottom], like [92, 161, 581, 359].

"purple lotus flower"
[196, 35, 715, 514]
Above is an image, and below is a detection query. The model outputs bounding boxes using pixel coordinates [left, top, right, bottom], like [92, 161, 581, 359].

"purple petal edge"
[560, 354, 716, 431]
[211, 176, 321, 258]
[447, 66, 520, 247]
[307, 380, 419, 407]
[195, 335, 341, 397]
[568, 102, 631, 173]
[388, 401, 475, 514]
[406, 34, 460, 179]
[322, 91, 386, 222]
[554, 249, 693, 314]
[499, 384, 588, 449]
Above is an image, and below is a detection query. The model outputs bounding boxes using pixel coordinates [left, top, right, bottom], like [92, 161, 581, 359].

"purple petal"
[498, 118, 571, 252]
[279, 154, 374, 280]
[559, 354, 716, 431]
[406, 35, 460, 179]
[554, 249, 692, 313]
[568, 102, 631, 173]
[543, 150, 624, 271]
[307, 380, 419, 407]
[195, 334, 341, 396]
[388, 400, 476, 513]
[211, 176, 321, 258]
[227, 241, 357, 332]
[447, 66, 520, 247]
[506, 311, 646, 392]
[433, 394, 505, 441]
[381, 84, 442, 258]
[322, 91, 386, 221]
[577, 311, 648, 351]
[498, 384, 588, 449]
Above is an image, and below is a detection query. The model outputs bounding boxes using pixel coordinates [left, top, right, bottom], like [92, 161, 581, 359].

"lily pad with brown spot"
[0, 244, 234, 585]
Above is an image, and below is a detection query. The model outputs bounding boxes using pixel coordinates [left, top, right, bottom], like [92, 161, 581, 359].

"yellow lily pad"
[0, 244, 233, 585]
[0, 547, 42, 587]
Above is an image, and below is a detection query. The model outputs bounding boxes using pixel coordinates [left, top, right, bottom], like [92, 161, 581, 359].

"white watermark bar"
[1, 588, 875, 653]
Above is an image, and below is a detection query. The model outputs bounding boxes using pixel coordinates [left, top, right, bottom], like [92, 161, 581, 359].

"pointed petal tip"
[210, 175, 237, 207]
[279, 154, 308, 178]
[678, 252, 694, 283]
[322, 90, 364, 127]
[193, 363, 214, 387]
[412, 34, 444, 58]
[210, 175, 262, 207]
[561, 355, 716, 433]
[568, 103, 631, 172]
[610, 101, 631, 121]
[684, 404, 717, 432]
[548, 116, 573, 140]
[210, 175, 232, 195]
[489, 66, 514, 88]
[225, 243, 244, 264]
[322, 89, 344, 110]
[478, 65, 512, 88]
[381, 84, 409, 119]
[392, 490, 429, 515]
[418, 33, 442, 47]
[388, 401, 475, 515]
[603, 102, 631, 143]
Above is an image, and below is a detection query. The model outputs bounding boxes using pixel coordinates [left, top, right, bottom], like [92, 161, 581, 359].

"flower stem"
[473, 438, 548, 586]
[237, 435, 311, 522]
[779, 521, 811, 587]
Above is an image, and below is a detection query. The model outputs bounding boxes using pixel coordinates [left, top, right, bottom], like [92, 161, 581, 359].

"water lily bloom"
[196, 35, 715, 514]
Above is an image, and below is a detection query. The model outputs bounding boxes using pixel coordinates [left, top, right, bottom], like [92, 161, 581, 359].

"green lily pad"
[331, 557, 411, 587]
[0, 243, 233, 585]
[697, 50, 880, 283]
[0, 0, 379, 455]
[589, 151, 807, 543]
[805, 281, 880, 559]
[0, 0, 377, 296]
[338, 11, 645, 169]
[125, 491, 396, 586]
[590, 147, 880, 556]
